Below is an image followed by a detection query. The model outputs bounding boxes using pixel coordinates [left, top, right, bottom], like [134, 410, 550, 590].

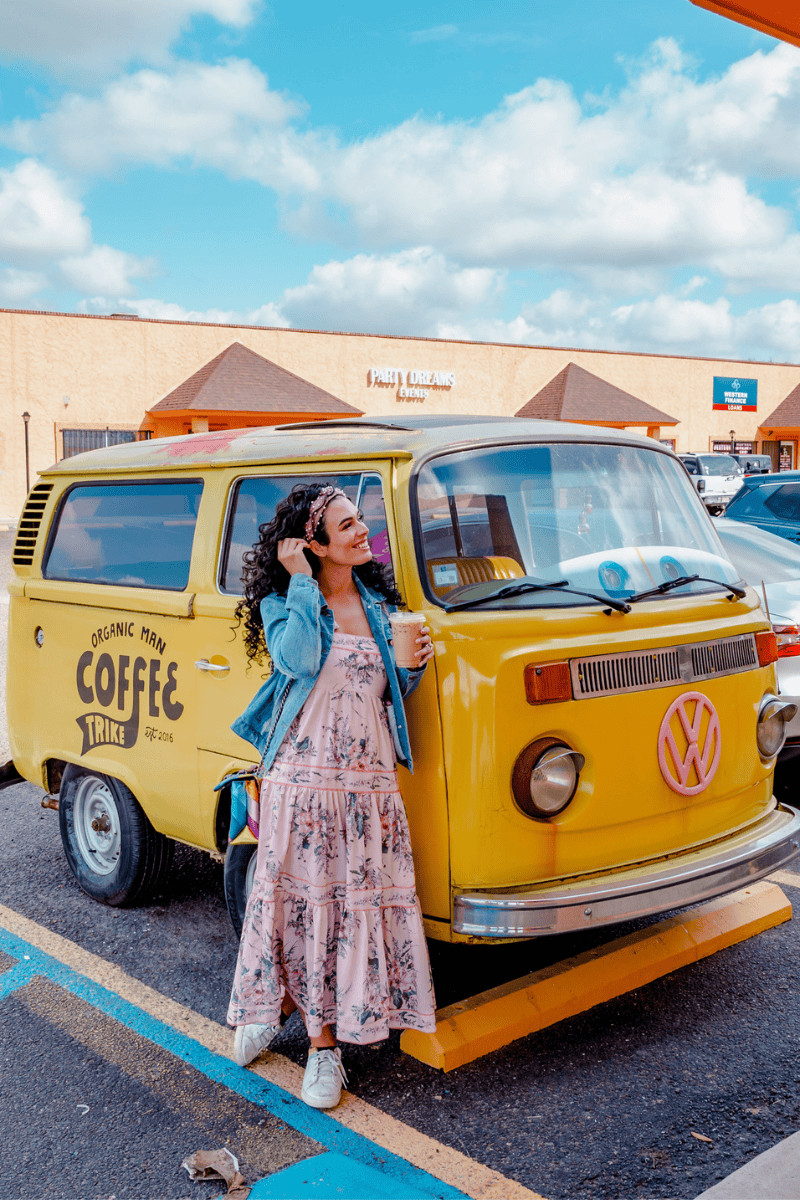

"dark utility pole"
[22, 412, 30, 494]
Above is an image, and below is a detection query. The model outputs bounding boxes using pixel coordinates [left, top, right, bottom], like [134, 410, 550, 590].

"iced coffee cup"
[389, 612, 426, 669]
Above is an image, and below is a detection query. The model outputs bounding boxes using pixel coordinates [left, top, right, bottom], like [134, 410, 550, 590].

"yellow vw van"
[6, 416, 800, 942]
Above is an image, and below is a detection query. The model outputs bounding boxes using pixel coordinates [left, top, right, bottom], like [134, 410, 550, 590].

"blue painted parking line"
[251, 1151, 436, 1198]
[0, 926, 468, 1200]
[0, 958, 32, 1001]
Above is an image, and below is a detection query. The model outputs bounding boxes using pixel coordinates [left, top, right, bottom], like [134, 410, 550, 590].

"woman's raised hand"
[278, 538, 313, 577]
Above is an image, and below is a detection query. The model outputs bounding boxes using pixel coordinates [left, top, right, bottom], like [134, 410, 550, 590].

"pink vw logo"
[657, 691, 721, 796]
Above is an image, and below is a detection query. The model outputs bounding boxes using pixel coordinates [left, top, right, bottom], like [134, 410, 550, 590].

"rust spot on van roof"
[152, 429, 247, 459]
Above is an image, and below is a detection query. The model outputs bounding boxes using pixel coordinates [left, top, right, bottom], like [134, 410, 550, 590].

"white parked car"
[714, 516, 800, 788]
[680, 453, 744, 514]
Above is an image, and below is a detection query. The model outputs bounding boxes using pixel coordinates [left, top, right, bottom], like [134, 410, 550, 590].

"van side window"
[221, 473, 392, 594]
[44, 481, 203, 590]
[357, 473, 392, 567]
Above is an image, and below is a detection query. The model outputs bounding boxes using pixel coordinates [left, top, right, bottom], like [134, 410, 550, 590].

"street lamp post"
[21, 412, 30, 494]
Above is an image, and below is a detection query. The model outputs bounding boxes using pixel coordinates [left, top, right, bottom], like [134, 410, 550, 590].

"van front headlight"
[757, 694, 797, 762]
[512, 738, 585, 818]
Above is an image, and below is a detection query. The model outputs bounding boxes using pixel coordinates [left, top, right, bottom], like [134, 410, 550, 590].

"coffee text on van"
[75, 624, 183, 755]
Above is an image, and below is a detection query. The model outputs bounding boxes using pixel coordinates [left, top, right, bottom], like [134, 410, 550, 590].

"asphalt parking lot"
[2, 525, 800, 1199]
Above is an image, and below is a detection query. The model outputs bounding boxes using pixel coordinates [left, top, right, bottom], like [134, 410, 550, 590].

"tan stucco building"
[2, 305, 800, 518]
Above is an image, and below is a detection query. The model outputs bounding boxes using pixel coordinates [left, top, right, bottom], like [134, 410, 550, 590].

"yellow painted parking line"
[770, 869, 800, 888]
[401, 882, 791, 1072]
[0, 902, 543, 1200]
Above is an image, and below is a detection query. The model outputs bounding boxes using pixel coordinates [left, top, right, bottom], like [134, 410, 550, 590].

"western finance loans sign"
[713, 376, 757, 412]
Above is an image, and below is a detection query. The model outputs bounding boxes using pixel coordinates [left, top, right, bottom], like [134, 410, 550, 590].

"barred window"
[61, 429, 151, 459]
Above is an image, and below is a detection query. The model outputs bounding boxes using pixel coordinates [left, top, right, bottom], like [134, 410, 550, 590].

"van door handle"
[194, 658, 230, 676]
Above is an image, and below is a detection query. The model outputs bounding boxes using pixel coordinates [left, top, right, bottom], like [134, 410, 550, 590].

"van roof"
[41, 414, 670, 476]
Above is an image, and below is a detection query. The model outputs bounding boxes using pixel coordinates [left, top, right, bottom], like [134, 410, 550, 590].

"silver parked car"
[714, 516, 800, 790]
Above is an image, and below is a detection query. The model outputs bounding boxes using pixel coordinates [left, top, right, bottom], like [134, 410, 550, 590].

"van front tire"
[224, 843, 258, 939]
[58, 765, 174, 906]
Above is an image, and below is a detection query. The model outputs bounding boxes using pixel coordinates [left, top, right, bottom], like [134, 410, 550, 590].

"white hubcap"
[73, 777, 121, 875]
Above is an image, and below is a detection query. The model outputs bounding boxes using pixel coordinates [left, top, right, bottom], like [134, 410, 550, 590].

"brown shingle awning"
[149, 341, 361, 417]
[516, 362, 678, 427]
[758, 381, 800, 431]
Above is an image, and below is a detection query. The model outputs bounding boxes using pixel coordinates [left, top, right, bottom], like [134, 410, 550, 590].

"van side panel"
[8, 583, 212, 846]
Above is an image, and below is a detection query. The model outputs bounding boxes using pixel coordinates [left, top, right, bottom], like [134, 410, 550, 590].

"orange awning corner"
[690, 0, 800, 49]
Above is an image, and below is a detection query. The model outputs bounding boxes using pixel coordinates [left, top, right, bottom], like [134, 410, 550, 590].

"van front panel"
[433, 596, 775, 892]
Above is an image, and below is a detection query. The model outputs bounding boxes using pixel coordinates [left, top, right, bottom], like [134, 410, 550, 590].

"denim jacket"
[230, 573, 425, 773]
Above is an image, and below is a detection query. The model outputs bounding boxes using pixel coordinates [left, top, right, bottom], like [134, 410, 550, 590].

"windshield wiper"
[444, 579, 632, 614]
[628, 574, 747, 604]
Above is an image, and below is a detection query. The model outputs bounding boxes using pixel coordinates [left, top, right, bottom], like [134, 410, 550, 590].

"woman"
[227, 482, 436, 1110]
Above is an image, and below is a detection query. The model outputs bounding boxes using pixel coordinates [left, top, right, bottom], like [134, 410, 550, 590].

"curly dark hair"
[235, 481, 402, 663]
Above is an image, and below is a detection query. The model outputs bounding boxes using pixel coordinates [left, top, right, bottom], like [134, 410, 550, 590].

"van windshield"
[699, 455, 739, 476]
[415, 442, 741, 608]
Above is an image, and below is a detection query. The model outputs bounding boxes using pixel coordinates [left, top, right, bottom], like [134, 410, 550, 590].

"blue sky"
[1, 0, 799, 361]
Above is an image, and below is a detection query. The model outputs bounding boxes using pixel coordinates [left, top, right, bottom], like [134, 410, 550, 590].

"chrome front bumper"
[453, 804, 800, 938]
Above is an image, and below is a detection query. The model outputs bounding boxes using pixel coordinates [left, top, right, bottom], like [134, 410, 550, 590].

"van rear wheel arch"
[58, 764, 174, 906]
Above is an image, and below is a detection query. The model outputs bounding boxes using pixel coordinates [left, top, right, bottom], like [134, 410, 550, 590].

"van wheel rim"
[73, 777, 121, 876]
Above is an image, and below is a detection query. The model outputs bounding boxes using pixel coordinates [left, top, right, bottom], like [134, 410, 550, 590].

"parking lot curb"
[401, 881, 791, 1071]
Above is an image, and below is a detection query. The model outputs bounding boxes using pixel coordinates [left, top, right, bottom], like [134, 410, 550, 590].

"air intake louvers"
[571, 633, 758, 699]
[12, 483, 53, 566]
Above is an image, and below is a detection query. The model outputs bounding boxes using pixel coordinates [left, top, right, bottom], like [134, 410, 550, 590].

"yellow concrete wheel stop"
[401, 881, 791, 1072]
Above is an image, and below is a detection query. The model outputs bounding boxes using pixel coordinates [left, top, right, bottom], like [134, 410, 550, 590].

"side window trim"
[42, 477, 204, 593]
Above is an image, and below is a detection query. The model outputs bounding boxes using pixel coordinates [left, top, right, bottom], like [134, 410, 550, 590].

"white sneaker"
[301, 1047, 348, 1109]
[233, 1021, 282, 1067]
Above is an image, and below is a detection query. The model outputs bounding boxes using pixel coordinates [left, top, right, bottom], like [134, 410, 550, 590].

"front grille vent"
[691, 636, 756, 678]
[12, 483, 53, 566]
[577, 649, 681, 696]
[571, 633, 758, 700]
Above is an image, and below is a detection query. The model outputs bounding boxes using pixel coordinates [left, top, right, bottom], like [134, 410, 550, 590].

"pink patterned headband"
[304, 486, 346, 542]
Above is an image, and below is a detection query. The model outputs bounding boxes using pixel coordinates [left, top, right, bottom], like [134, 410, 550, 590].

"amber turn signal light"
[524, 661, 572, 705]
[756, 630, 778, 667]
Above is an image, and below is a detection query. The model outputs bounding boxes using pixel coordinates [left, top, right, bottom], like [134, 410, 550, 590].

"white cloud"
[298, 57, 795, 274]
[7, 35, 800, 359]
[0, 0, 260, 75]
[6, 59, 303, 179]
[58, 245, 155, 296]
[0, 159, 89, 265]
[246, 302, 292, 328]
[278, 248, 502, 335]
[81, 296, 291, 328]
[82, 250, 500, 336]
[11, 39, 800, 291]
[407, 25, 458, 45]
[440, 289, 800, 363]
[0, 159, 153, 301]
[0, 267, 48, 304]
[609, 294, 736, 352]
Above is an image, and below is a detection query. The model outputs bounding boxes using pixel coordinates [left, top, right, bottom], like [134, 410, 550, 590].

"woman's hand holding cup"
[278, 537, 313, 577]
[413, 626, 434, 668]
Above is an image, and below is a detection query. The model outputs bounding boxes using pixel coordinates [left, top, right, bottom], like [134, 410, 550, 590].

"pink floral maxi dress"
[228, 632, 436, 1044]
